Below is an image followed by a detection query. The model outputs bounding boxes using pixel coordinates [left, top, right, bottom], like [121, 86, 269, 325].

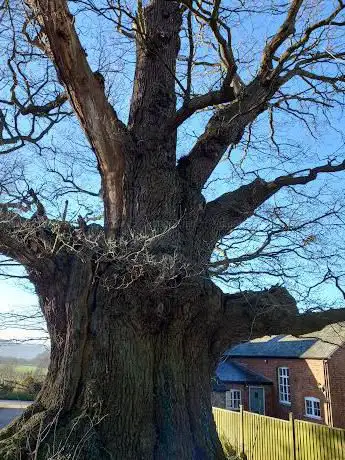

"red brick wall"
[212, 383, 273, 415]
[327, 347, 345, 428]
[231, 357, 327, 424]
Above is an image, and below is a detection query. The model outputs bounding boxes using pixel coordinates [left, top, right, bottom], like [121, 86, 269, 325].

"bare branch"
[19, 92, 68, 115]
[25, 0, 134, 235]
[177, 79, 275, 191]
[170, 0, 243, 129]
[260, 0, 304, 82]
[202, 159, 345, 244]
[170, 86, 237, 130]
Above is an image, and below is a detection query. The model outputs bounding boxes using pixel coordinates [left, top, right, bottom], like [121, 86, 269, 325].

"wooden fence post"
[240, 405, 246, 459]
[289, 412, 297, 460]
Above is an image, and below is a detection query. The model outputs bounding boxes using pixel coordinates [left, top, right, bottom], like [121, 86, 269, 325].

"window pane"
[305, 398, 321, 418]
[226, 390, 241, 410]
[278, 368, 291, 403]
[314, 400, 321, 417]
[232, 390, 241, 409]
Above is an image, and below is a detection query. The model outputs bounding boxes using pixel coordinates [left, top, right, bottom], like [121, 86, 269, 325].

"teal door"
[249, 387, 265, 415]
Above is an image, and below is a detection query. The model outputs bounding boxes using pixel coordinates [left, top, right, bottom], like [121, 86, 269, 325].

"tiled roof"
[302, 322, 345, 345]
[225, 322, 345, 359]
[215, 359, 272, 385]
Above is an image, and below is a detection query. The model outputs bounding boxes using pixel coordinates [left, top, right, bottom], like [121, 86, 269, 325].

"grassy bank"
[0, 390, 35, 401]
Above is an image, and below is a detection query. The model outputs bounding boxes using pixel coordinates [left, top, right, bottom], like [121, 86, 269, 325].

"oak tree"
[1, 0, 345, 458]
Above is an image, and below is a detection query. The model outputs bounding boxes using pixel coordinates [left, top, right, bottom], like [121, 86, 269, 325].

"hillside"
[0, 340, 48, 360]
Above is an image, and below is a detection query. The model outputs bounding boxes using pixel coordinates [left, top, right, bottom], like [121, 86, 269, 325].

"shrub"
[0, 375, 43, 400]
[15, 375, 43, 395]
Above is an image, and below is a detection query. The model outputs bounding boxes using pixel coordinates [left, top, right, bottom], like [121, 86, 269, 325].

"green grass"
[14, 365, 38, 373]
[0, 363, 46, 401]
[0, 390, 35, 401]
[0, 363, 47, 374]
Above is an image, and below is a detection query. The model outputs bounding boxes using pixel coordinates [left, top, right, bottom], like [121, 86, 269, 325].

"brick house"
[212, 322, 345, 428]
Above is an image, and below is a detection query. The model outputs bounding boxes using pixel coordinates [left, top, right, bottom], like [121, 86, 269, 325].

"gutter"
[219, 380, 273, 385]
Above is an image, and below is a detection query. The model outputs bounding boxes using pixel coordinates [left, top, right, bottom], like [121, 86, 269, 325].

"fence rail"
[213, 407, 345, 460]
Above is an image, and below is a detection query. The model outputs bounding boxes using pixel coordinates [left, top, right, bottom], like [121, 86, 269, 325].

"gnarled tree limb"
[0, 208, 53, 269]
[170, 87, 236, 130]
[210, 285, 345, 359]
[19, 92, 68, 116]
[177, 77, 281, 192]
[201, 159, 345, 246]
[25, 0, 134, 235]
[259, 0, 303, 82]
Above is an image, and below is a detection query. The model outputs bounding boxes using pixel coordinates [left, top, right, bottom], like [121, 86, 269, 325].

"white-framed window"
[278, 367, 291, 405]
[225, 389, 242, 411]
[305, 397, 321, 419]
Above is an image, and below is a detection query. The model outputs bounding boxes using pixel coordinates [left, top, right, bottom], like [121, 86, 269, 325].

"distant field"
[0, 364, 47, 374]
[14, 365, 38, 373]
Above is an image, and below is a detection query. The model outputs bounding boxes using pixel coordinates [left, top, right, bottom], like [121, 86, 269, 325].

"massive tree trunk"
[0, 246, 342, 460]
[0, 256, 226, 459]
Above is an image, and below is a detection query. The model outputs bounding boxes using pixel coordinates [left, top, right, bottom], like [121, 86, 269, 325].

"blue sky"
[0, 280, 42, 341]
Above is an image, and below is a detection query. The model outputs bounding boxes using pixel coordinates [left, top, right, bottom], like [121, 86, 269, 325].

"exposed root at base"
[0, 406, 111, 460]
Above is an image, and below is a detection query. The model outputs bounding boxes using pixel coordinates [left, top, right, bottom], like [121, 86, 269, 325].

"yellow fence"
[213, 407, 345, 460]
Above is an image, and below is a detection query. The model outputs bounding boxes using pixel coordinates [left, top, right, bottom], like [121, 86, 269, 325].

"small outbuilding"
[213, 322, 345, 428]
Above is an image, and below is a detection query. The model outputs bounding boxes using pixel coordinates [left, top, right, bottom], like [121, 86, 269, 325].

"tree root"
[0, 405, 111, 460]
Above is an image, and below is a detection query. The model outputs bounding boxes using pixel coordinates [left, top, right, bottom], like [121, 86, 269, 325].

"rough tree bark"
[1, 0, 345, 459]
[0, 231, 342, 460]
[0, 229, 226, 459]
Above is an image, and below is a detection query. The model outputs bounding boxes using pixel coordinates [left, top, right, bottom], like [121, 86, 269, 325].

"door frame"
[249, 386, 265, 415]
